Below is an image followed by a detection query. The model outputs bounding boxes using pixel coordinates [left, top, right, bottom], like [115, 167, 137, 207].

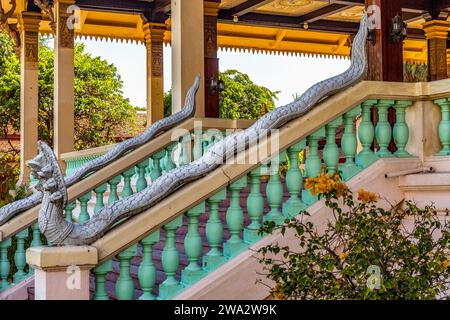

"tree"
[163, 70, 278, 120]
[0, 33, 138, 183]
[219, 69, 278, 120]
[0, 33, 137, 150]
[259, 173, 450, 300]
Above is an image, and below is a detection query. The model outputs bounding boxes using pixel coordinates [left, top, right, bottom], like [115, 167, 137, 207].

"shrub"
[259, 173, 450, 300]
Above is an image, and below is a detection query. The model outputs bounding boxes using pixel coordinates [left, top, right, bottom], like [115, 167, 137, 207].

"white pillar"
[53, 0, 75, 171]
[171, 0, 205, 117]
[144, 23, 166, 125]
[27, 246, 97, 300]
[18, 12, 41, 184]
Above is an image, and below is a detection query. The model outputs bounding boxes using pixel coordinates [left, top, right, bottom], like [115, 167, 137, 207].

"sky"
[80, 39, 351, 108]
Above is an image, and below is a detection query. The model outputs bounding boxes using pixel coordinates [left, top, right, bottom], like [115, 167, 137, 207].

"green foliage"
[219, 70, 278, 120]
[259, 175, 450, 300]
[164, 89, 172, 118]
[162, 70, 278, 120]
[404, 63, 428, 83]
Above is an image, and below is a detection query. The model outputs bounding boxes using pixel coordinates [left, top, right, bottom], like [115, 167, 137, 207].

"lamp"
[390, 14, 407, 43]
[210, 76, 225, 95]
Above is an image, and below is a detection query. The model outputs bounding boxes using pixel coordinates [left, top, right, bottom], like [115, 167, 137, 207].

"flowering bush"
[258, 173, 450, 300]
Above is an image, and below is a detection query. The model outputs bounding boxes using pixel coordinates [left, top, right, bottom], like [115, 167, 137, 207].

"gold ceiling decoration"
[257, 0, 327, 16]
[326, 6, 365, 22]
[271, 0, 313, 9]
[219, 0, 248, 10]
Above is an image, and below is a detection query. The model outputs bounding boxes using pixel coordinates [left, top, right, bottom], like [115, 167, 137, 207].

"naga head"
[28, 141, 67, 209]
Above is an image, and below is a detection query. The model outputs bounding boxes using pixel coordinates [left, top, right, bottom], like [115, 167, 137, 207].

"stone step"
[398, 172, 450, 214]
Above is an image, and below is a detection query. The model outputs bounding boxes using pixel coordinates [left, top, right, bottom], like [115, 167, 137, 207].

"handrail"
[60, 144, 116, 162]
[59, 118, 255, 162]
[0, 118, 255, 241]
[91, 79, 450, 263]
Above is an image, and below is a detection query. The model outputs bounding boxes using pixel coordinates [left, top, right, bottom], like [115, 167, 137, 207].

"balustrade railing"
[87, 99, 421, 300]
[0, 120, 252, 296]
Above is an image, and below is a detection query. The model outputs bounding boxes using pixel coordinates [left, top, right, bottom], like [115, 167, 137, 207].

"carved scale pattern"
[0, 75, 201, 226]
[29, 14, 370, 246]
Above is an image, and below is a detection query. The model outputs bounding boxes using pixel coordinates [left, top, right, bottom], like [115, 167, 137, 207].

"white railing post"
[26, 246, 97, 300]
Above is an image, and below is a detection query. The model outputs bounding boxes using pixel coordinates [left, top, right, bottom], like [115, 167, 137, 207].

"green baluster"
[64, 202, 76, 222]
[356, 100, 378, 168]
[150, 150, 165, 182]
[92, 260, 113, 300]
[78, 192, 92, 224]
[182, 203, 206, 286]
[121, 168, 135, 199]
[158, 216, 184, 300]
[0, 239, 12, 291]
[136, 160, 149, 192]
[94, 184, 107, 214]
[283, 140, 307, 218]
[341, 107, 362, 181]
[244, 168, 264, 244]
[375, 100, 395, 158]
[203, 189, 227, 272]
[193, 130, 204, 160]
[31, 223, 42, 247]
[323, 117, 343, 174]
[146, 158, 153, 177]
[202, 138, 210, 154]
[264, 152, 287, 225]
[28, 221, 41, 274]
[393, 100, 413, 157]
[108, 176, 122, 204]
[302, 128, 325, 206]
[179, 135, 192, 166]
[115, 244, 138, 300]
[164, 144, 177, 172]
[435, 98, 450, 156]
[160, 151, 167, 173]
[13, 229, 29, 283]
[28, 223, 42, 275]
[223, 176, 248, 259]
[138, 231, 160, 300]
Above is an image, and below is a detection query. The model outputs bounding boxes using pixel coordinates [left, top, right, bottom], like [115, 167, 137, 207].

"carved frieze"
[151, 42, 163, 78]
[57, 3, 74, 48]
[204, 15, 218, 58]
[24, 31, 39, 63]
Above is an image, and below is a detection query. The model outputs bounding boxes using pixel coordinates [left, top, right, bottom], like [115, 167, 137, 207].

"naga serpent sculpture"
[0, 75, 200, 226]
[29, 14, 369, 246]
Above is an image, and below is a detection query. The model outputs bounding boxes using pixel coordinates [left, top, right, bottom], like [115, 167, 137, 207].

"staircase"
[22, 180, 289, 300]
[3, 79, 450, 301]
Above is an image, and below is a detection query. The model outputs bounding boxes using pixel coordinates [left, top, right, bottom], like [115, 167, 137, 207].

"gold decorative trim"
[0, 0, 20, 51]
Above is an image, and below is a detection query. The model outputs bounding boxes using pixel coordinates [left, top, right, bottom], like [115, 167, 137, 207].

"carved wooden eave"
[0, 1, 437, 63]
[33, 0, 55, 33]
[0, 0, 20, 51]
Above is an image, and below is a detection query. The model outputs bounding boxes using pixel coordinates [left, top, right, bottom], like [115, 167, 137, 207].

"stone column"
[423, 20, 450, 81]
[144, 23, 166, 126]
[26, 246, 98, 300]
[171, 0, 205, 117]
[54, 0, 75, 169]
[18, 12, 41, 184]
[204, 1, 220, 118]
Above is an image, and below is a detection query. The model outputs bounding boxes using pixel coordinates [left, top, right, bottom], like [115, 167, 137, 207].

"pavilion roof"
[2, 0, 448, 63]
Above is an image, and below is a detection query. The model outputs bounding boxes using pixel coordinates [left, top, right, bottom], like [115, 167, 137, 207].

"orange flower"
[339, 252, 349, 261]
[335, 182, 349, 197]
[304, 173, 347, 197]
[443, 259, 449, 269]
[357, 189, 379, 203]
[272, 284, 287, 300]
